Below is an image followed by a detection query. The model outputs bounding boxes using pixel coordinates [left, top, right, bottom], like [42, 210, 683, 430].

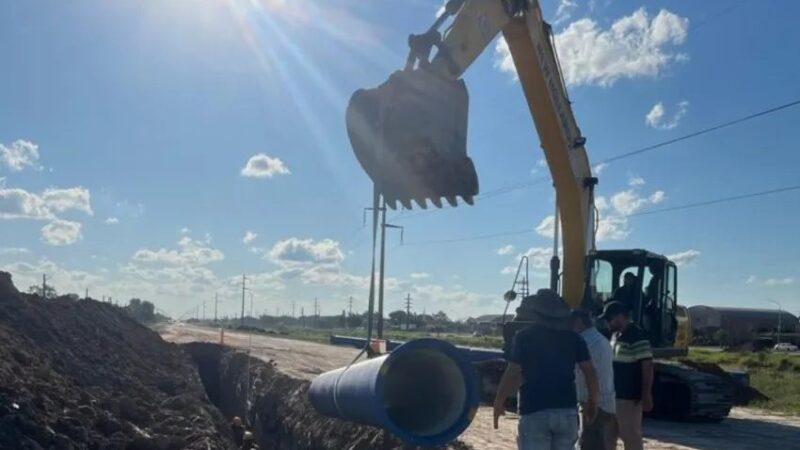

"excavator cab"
[584, 249, 684, 356]
[345, 69, 479, 210]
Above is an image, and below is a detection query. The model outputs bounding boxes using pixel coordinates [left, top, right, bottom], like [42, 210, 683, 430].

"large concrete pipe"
[308, 338, 479, 446]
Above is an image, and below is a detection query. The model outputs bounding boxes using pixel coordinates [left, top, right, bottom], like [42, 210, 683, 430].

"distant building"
[688, 305, 800, 344]
[467, 314, 506, 336]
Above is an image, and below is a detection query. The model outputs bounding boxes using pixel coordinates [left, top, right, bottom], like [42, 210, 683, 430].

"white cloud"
[243, 230, 258, 244]
[1, 140, 40, 171]
[646, 100, 689, 130]
[497, 245, 515, 256]
[593, 163, 608, 175]
[241, 154, 290, 178]
[628, 175, 646, 187]
[745, 275, 794, 287]
[555, 0, 578, 25]
[2, 257, 103, 295]
[41, 220, 83, 246]
[42, 187, 93, 215]
[0, 247, 29, 255]
[0, 185, 93, 220]
[535, 215, 557, 238]
[667, 249, 700, 266]
[105, 217, 119, 225]
[610, 189, 665, 215]
[596, 215, 631, 241]
[497, 8, 690, 87]
[410, 272, 430, 279]
[133, 235, 224, 266]
[501, 247, 554, 275]
[649, 190, 666, 204]
[268, 237, 344, 266]
[764, 277, 795, 287]
[0, 187, 52, 219]
[494, 37, 517, 80]
[531, 185, 665, 243]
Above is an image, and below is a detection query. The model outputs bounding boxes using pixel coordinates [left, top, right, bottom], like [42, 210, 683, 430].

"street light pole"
[766, 299, 783, 344]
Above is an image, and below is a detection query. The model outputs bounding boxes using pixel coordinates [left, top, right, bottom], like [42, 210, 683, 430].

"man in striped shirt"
[571, 310, 616, 450]
[600, 301, 654, 450]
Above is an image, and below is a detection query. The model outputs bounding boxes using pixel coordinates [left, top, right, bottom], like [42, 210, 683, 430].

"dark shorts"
[579, 408, 616, 450]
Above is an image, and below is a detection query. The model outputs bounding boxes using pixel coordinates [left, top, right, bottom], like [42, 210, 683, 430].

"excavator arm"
[346, 0, 596, 308]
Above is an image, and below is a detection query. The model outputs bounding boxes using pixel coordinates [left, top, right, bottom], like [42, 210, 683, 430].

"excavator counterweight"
[345, 69, 479, 209]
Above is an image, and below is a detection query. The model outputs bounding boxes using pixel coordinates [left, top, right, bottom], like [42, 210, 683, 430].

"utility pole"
[85, 288, 89, 300]
[291, 300, 296, 318]
[375, 198, 404, 339]
[214, 293, 219, 323]
[301, 306, 305, 328]
[767, 299, 783, 344]
[240, 274, 247, 327]
[42, 274, 47, 299]
[249, 292, 254, 318]
[314, 297, 320, 326]
[405, 293, 413, 331]
[202, 301, 206, 321]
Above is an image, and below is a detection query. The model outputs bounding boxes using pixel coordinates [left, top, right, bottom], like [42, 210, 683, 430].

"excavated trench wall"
[184, 342, 471, 450]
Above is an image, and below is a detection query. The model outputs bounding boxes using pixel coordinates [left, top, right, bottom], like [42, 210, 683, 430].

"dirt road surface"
[161, 324, 800, 450]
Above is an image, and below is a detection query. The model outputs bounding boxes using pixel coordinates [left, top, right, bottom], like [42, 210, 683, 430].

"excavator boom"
[346, 0, 594, 307]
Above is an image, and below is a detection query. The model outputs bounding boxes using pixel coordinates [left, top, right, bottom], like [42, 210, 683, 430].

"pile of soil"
[185, 343, 472, 450]
[0, 272, 234, 450]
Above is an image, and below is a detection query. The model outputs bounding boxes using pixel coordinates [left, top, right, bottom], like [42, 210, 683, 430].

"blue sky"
[1, 0, 798, 319]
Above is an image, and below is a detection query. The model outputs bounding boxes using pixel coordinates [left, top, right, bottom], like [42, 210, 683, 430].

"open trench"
[183, 342, 471, 450]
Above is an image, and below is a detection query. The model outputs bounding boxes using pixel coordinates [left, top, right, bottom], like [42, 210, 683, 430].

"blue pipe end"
[309, 338, 480, 447]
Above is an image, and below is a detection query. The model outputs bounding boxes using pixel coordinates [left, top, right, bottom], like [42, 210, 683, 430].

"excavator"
[345, 0, 734, 420]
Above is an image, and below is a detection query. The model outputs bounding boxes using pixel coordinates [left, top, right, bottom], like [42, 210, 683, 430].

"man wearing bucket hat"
[493, 289, 600, 450]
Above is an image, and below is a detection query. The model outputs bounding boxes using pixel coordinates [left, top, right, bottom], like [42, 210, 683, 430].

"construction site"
[1, 272, 799, 449]
[2, 0, 799, 449]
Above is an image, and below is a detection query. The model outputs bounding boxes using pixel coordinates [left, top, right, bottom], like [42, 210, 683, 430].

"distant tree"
[65, 293, 80, 301]
[28, 284, 58, 299]
[346, 314, 363, 329]
[124, 298, 156, 323]
[713, 329, 730, 347]
[388, 310, 407, 325]
[433, 311, 450, 323]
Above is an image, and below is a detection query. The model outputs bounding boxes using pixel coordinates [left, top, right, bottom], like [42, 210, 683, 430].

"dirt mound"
[185, 342, 472, 450]
[0, 272, 234, 450]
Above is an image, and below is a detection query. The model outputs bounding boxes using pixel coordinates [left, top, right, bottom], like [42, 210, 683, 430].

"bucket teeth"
[415, 198, 428, 209]
[445, 196, 458, 207]
[431, 197, 443, 208]
[462, 195, 474, 206]
[400, 198, 413, 210]
[385, 197, 399, 210]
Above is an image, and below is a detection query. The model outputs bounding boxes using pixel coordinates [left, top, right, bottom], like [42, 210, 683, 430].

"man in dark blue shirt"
[493, 289, 600, 450]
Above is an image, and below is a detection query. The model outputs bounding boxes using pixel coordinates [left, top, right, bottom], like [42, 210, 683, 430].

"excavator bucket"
[346, 69, 479, 209]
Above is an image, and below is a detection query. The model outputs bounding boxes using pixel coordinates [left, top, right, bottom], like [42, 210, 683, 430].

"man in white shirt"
[571, 310, 617, 450]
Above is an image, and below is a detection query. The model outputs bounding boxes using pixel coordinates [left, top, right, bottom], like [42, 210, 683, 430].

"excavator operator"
[611, 273, 638, 311]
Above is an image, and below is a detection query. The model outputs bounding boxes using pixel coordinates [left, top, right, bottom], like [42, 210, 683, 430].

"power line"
[599, 99, 800, 165]
[399, 183, 800, 247]
[403, 228, 533, 246]
[386, 99, 800, 224]
[629, 184, 800, 218]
